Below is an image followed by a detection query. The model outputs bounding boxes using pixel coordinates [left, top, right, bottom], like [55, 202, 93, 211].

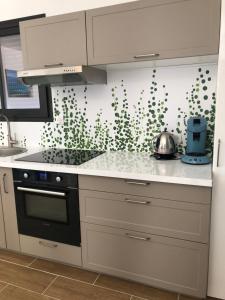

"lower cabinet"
[0, 168, 20, 251]
[20, 235, 82, 266]
[0, 196, 6, 248]
[81, 222, 208, 298]
[80, 175, 211, 298]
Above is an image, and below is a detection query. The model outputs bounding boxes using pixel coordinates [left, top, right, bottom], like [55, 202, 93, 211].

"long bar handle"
[126, 233, 151, 241]
[134, 53, 160, 59]
[44, 63, 63, 68]
[17, 187, 65, 197]
[3, 174, 8, 194]
[217, 139, 221, 167]
[125, 180, 150, 186]
[125, 199, 151, 205]
[39, 241, 58, 248]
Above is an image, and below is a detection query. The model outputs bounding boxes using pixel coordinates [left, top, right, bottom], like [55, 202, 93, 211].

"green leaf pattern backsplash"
[40, 65, 217, 156]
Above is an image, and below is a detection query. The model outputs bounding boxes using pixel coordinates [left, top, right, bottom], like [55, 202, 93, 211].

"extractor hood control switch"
[23, 173, 29, 179]
[56, 176, 62, 182]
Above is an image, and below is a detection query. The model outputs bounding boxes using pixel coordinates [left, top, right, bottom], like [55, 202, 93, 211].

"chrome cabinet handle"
[125, 180, 150, 186]
[3, 173, 8, 194]
[17, 187, 65, 197]
[125, 199, 151, 205]
[134, 53, 160, 59]
[217, 139, 221, 167]
[39, 241, 58, 248]
[126, 233, 151, 241]
[44, 63, 63, 68]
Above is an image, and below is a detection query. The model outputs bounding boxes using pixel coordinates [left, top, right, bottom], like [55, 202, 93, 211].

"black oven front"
[13, 169, 80, 246]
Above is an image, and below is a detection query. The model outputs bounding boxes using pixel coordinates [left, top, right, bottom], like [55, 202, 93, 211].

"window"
[0, 15, 53, 121]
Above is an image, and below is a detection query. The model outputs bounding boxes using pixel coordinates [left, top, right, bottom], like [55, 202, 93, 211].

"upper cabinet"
[86, 0, 221, 65]
[20, 11, 87, 69]
[19, 0, 221, 69]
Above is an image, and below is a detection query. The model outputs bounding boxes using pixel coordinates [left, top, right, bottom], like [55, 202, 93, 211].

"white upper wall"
[0, 0, 136, 21]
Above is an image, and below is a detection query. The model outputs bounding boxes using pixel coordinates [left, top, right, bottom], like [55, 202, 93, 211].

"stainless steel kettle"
[154, 129, 176, 156]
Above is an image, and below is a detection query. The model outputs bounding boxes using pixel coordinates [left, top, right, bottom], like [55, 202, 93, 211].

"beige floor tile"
[0, 285, 53, 300]
[45, 276, 130, 300]
[0, 260, 56, 293]
[30, 258, 98, 283]
[95, 275, 177, 300]
[0, 282, 7, 292]
[0, 249, 35, 266]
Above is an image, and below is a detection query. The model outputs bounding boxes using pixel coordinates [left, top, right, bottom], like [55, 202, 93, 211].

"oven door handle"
[16, 187, 66, 197]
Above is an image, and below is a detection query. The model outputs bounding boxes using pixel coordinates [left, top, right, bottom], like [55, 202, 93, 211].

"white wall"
[0, 0, 136, 21]
[208, 0, 225, 299]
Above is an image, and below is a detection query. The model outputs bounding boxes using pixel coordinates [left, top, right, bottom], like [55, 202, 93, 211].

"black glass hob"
[15, 149, 104, 165]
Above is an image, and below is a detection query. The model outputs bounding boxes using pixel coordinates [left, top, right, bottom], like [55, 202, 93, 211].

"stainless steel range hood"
[17, 65, 107, 86]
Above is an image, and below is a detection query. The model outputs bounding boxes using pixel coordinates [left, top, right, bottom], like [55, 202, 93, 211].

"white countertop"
[0, 149, 212, 187]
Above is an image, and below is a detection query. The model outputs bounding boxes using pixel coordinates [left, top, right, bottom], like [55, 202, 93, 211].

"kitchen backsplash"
[1, 63, 217, 155]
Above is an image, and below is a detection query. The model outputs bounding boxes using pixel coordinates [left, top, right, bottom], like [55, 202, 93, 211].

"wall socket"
[55, 116, 64, 125]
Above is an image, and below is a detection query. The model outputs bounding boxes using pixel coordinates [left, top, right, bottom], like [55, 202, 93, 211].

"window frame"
[0, 14, 53, 122]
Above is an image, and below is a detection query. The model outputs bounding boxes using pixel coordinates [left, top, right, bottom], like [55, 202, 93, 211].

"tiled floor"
[0, 249, 216, 300]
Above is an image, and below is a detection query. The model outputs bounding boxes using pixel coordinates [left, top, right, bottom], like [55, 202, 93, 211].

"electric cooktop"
[16, 149, 104, 165]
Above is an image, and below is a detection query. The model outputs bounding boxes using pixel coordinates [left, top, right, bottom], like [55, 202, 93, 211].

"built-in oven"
[13, 169, 80, 246]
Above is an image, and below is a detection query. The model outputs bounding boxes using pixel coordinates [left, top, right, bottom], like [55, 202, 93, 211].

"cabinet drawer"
[81, 223, 208, 298]
[79, 175, 211, 204]
[20, 235, 82, 266]
[80, 190, 210, 243]
[86, 0, 220, 65]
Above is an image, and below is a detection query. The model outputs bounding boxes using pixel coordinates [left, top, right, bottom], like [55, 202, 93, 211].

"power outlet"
[55, 116, 64, 125]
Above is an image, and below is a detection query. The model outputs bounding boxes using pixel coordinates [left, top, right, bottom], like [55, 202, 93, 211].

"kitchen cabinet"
[0, 168, 20, 251]
[82, 223, 208, 298]
[79, 175, 211, 298]
[208, 2, 225, 299]
[20, 11, 87, 69]
[0, 195, 6, 249]
[86, 0, 221, 65]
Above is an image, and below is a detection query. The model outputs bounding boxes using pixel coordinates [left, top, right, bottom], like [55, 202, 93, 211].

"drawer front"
[20, 235, 82, 266]
[80, 190, 210, 243]
[81, 223, 208, 298]
[79, 175, 211, 204]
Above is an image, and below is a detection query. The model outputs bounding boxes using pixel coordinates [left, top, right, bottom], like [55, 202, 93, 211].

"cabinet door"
[86, 0, 221, 65]
[20, 11, 87, 69]
[82, 223, 208, 298]
[0, 196, 6, 249]
[0, 168, 20, 251]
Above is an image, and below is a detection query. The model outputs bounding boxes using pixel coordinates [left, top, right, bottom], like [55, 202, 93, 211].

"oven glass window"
[25, 193, 68, 223]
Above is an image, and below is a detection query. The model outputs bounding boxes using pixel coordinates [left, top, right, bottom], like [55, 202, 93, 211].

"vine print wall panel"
[0, 63, 217, 155]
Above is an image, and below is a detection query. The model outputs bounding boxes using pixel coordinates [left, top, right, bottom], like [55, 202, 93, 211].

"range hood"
[17, 65, 107, 86]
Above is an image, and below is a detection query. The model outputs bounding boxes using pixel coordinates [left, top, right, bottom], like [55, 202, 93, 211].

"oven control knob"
[23, 172, 29, 179]
[56, 176, 62, 182]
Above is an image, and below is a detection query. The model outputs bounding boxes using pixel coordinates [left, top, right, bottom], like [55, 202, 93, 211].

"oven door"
[14, 183, 80, 246]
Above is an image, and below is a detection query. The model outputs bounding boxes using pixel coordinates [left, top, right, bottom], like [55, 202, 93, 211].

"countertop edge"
[0, 160, 212, 188]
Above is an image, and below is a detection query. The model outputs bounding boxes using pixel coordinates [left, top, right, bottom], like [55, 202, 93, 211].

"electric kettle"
[154, 129, 177, 158]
